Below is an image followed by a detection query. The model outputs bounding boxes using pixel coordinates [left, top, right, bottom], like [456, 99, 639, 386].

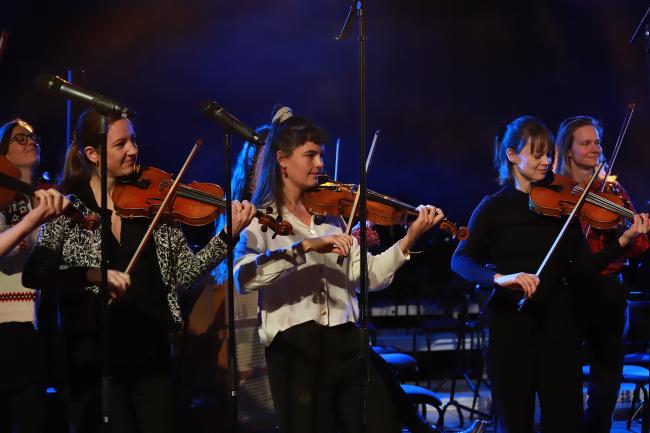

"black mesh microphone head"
[200, 100, 221, 116]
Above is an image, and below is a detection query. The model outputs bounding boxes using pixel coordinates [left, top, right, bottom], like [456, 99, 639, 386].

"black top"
[451, 185, 625, 310]
[78, 183, 169, 324]
[26, 182, 172, 373]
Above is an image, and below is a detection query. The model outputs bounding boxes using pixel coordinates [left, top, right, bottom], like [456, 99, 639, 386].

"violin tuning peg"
[272, 232, 278, 240]
[260, 225, 268, 233]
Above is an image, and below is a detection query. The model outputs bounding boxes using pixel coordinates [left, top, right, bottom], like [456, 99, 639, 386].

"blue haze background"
[2, 0, 649, 223]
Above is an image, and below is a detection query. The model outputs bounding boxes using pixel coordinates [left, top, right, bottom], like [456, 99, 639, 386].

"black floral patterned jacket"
[22, 192, 227, 325]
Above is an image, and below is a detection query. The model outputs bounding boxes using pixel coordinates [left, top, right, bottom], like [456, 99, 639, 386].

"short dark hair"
[252, 113, 326, 210]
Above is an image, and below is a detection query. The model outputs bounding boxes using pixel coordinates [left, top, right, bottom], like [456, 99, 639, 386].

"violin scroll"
[258, 208, 293, 238]
[439, 218, 469, 240]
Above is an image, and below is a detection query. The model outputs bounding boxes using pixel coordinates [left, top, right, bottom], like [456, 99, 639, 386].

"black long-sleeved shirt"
[451, 185, 625, 308]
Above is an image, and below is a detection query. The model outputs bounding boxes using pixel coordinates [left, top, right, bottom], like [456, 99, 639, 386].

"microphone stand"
[98, 114, 111, 430]
[202, 102, 271, 432]
[630, 6, 650, 101]
[223, 131, 239, 433]
[337, 1, 369, 429]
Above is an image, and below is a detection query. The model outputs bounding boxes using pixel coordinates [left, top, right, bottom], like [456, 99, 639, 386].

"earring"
[94, 160, 99, 168]
[281, 166, 288, 178]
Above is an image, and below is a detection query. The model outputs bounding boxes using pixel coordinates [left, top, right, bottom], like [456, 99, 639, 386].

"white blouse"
[234, 205, 409, 346]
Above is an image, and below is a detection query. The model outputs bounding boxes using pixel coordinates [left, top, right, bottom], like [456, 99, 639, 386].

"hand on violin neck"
[301, 234, 353, 257]
[24, 189, 71, 227]
[224, 200, 257, 239]
[493, 272, 539, 298]
[399, 205, 445, 253]
[618, 213, 650, 247]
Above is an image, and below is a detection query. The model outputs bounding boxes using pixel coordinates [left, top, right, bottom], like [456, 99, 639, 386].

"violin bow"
[342, 130, 380, 234]
[518, 161, 605, 311]
[336, 130, 379, 266]
[584, 103, 635, 238]
[334, 137, 341, 181]
[603, 102, 635, 187]
[124, 139, 203, 274]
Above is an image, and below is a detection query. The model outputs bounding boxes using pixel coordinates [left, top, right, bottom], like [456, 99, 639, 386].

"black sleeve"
[451, 196, 497, 285]
[22, 245, 90, 290]
[21, 216, 91, 291]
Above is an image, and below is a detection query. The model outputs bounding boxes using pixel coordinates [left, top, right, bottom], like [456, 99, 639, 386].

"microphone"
[35, 74, 134, 118]
[201, 101, 265, 146]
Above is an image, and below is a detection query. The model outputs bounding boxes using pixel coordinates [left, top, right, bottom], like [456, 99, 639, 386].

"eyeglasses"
[9, 132, 40, 146]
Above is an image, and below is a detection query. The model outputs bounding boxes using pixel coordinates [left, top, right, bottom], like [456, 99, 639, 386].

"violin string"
[581, 189, 635, 218]
[158, 179, 227, 207]
[159, 179, 262, 215]
[572, 185, 633, 216]
[572, 186, 635, 219]
[177, 187, 227, 207]
[585, 194, 634, 218]
[174, 186, 224, 205]
[365, 189, 418, 214]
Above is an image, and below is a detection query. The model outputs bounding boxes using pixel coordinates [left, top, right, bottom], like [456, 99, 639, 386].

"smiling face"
[277, 140, 324, 192]
[568, 125, 602, 172]
[84, 118, 138, 179]
[5, 121, 40, 170]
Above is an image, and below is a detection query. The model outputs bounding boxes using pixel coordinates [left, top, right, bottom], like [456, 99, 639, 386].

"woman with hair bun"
[235, 108, 445, 433]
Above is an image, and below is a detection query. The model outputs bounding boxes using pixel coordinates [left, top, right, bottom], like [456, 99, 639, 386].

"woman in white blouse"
[234, 111, 444, 433]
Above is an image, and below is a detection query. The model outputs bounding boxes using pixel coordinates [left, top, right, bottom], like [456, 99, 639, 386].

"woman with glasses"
[0, 118, 70, 433]
[22, 108, 256, 433]
[234, 111, 446, 433]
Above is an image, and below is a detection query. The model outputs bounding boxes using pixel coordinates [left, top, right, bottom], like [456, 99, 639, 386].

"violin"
[112, 165, 293, 236]
[529, 173, 636, 230]
[302, 178, 469, 240]
[0, 155, 99, 230]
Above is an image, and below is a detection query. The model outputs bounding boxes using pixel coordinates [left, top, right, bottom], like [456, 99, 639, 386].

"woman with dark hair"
[451, 116, 648, 433]
[234, 111, 445, 433]
[0, 118, 70, 433]
[555, 115, 649, 433]
[21, 108, 256, 433]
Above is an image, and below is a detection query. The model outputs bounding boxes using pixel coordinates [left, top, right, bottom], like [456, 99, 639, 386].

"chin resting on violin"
[0, 117, 76, 433]
[21, 108, 256, 433]
[234, 111, 449, 433]
[451, 116, 647, 433]
[554, 115, 649, 433]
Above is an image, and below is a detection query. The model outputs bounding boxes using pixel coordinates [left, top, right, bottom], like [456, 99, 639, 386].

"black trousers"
[265, 321, 401, 433]
[0, 322, 45, 433]
[580, 273, 628, 433]
[487, 292, 583, 433]
[64, 333, 173, 433]
[65, 372, 173, 433]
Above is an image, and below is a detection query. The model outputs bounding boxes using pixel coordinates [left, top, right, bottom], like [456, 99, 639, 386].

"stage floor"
[417, 381, 644, 432]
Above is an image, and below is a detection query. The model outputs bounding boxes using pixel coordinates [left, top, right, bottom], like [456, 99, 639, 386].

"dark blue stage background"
[2, 0, 649, 228]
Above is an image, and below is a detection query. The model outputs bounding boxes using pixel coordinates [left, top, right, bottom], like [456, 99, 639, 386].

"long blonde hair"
[554, 116, 604, 177]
